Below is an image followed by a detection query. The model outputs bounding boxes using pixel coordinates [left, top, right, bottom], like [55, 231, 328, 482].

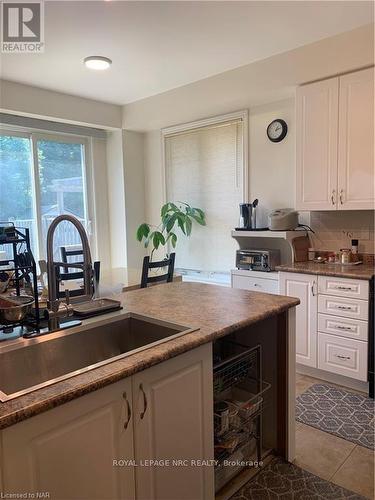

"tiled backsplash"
[308, 210, 375, 255]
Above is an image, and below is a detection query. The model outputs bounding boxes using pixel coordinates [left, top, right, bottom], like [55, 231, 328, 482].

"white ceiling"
[1, 1, 373, 105]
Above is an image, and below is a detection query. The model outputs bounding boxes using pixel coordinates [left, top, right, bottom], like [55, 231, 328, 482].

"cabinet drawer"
[318, 313, 368, 341]
[318, 294, 368, 321]
[318, 275, 369, 300]
[318, 332, 368, 381]
[232, 275, 279, 295]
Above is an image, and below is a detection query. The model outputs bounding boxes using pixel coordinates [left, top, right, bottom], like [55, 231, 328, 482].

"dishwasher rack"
[213, 340, 270, 492]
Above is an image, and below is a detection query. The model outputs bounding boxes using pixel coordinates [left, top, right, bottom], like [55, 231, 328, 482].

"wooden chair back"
[140, 253, 175, 289]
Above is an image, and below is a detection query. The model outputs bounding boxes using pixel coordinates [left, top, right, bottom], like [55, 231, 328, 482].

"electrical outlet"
[343, 230, 370, 240]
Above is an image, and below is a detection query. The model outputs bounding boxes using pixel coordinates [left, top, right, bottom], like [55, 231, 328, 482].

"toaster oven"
[236, 249, 280, 272]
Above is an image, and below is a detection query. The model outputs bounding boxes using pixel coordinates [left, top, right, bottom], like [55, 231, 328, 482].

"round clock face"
[267, 119, 288, 142]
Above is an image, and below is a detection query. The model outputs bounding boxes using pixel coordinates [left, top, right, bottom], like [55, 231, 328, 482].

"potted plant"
[136, 202, 206, 260]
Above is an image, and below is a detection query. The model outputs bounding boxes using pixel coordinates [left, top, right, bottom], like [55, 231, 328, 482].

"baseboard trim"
[296, 364, 369, 394]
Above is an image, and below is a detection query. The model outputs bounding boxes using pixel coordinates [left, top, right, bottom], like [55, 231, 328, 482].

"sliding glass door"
[0, 130, 91, 261]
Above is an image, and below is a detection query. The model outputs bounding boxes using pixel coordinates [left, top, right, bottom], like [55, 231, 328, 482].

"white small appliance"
[268, 209, 299, 231]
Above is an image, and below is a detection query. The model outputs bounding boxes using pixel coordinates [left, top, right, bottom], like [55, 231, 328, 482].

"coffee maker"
[238, 200, 258, 229]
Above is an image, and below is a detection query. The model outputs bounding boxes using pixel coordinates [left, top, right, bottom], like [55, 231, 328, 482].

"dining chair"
[140, 253, 175, 288]
[59, 246, 100, 298]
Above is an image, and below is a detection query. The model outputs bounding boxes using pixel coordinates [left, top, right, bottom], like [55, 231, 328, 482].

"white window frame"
[161, 109, 249, 204]
[0, 126, 95, 260]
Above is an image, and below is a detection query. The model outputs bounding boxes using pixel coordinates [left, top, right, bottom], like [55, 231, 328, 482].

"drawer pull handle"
[336, 354, 351, 360]
[336, 306, 352, 311]
[122, 391, 132, 430]
[336, 325, 353, 331]
[335, 286, 353, 291]
[140, 383, 148, 420]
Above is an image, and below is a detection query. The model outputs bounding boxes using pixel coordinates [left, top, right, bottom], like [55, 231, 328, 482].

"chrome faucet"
[46, 215, 94, 323]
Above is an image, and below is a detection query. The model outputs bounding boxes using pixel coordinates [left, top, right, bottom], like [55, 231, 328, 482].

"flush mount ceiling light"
[84, 56, 112, 70]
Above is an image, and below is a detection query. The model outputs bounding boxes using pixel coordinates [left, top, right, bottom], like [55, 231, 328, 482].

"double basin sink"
[0, 313, 196, 402]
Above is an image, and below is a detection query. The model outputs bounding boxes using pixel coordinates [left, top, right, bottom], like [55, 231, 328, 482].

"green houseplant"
[136, 202, 206, 260]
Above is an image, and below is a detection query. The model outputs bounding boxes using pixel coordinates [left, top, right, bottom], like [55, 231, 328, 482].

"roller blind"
[165, 119, 244, 272]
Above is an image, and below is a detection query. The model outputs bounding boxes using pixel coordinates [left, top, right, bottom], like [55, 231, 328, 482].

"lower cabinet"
[2, 377, 135, 500]
[133, 345, 214, 500]
[280, 272, 370, 383]
[0, 343, 214, 500]
[279, 272, 318, 367]
[231, 270, 279, 295]
[318, 332, 368, 381]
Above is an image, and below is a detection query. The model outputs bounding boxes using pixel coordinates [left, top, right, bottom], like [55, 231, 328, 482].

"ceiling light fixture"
[84, 56, 112, 70]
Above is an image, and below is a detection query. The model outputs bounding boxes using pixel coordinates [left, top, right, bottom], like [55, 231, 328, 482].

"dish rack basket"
[213, 340, 270, 492]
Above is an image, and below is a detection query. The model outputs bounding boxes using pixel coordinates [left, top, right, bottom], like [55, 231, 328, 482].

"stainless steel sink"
[0, 313, 197, 402]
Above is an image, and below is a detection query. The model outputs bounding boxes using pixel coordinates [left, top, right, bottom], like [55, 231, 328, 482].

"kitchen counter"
[0, 282, 299, 429]
[276, 261, 374, 280]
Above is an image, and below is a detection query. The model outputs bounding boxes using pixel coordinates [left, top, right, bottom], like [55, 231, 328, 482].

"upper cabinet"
[296, 67, 374, 211]
[296, 77, 339, 210]
[338, 68, 374, 209]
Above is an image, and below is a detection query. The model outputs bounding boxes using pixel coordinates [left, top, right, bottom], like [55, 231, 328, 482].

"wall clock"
[267, 119, 288, 143]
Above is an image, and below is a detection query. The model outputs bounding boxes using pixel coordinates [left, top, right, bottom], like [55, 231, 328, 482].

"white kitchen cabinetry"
[338, 68, 374, 210]
[318, 333, 368, 381]
[280, 272, 370, 383]
[296, 67, 375, 211]
[279, 272, 318, 368]
[231, 270, 279, 295]
[1, 377, 136, 500]
[0, 344, 214, 500]
[296, 77, 339, 210]
[133, 343, 214, 500]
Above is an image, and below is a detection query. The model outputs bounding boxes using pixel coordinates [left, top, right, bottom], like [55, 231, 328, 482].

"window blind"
[165, 119, 244, 273]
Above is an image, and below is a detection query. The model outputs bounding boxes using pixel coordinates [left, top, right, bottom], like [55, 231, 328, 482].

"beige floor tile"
[295, 374, 321, 396]
[294, 423, 355, 480]
[295, 371, 367, 396]
[331, 446, 375, 499]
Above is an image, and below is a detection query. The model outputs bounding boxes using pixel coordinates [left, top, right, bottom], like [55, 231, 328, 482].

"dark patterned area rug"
[296, 383, 374, 450]
[231, 457, 366, 499]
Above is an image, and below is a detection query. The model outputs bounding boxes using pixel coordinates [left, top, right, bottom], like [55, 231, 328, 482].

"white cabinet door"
[296, 77, 339, 210]
[279, 272, 318, 367]
[338, 68, 375, 210]
[1, 379, 135, 500]
[132, 343, 214, 500]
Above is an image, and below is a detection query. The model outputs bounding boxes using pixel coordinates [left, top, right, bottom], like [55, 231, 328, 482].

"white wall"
[0, 80, 122, 129]
[122, 130, 147, 268]
[248, 99, 295, 227]
[106, 130, 127, 269]
[124, 24, 374, 232]
[90, 138, 111, 269]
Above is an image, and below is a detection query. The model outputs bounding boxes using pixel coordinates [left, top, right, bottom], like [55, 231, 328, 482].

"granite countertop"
[0, 282, 299, 430]
[276, 261, 374, 280]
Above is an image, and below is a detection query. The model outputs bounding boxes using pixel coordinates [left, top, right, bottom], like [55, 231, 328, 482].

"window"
[164, 112, 247, 277]
[0, 130, 91, 261]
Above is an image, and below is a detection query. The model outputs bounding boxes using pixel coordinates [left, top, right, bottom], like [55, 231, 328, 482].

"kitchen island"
[0, 282, 299, 500]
